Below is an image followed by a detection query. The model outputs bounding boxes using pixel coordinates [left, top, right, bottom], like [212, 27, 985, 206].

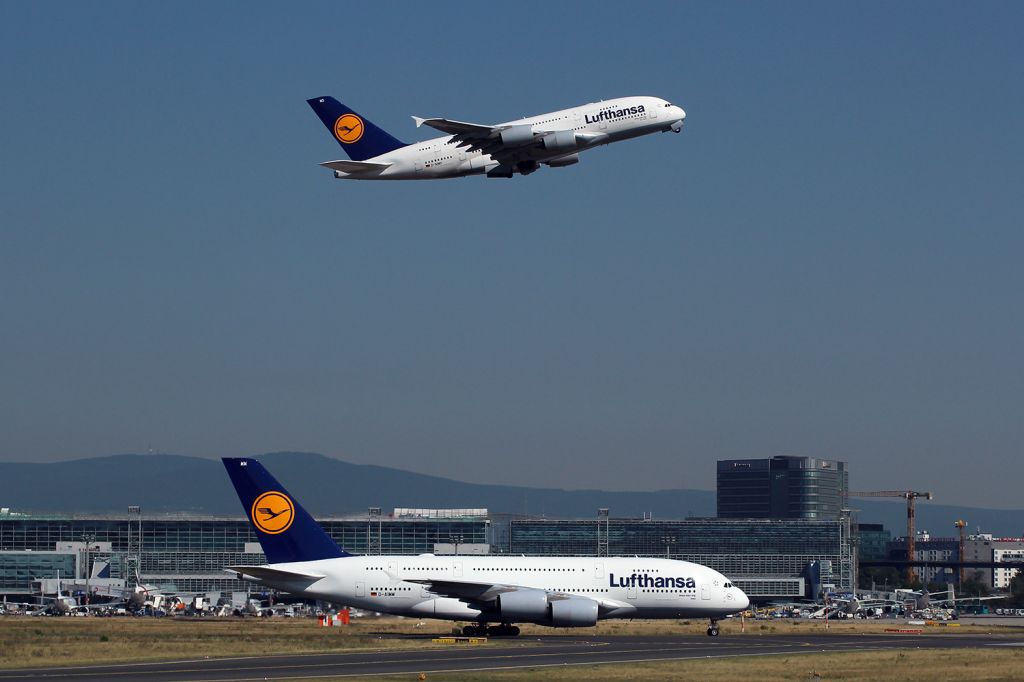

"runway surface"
[0, 632, 1019, 681]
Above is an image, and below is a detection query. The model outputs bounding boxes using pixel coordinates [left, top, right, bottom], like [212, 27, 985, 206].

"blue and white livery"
[223, 458, 747, 637]
[306, 95, 686, 180]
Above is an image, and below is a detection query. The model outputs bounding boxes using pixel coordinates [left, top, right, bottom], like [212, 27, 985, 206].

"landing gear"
[461, 623, 521, 637]
[487, 624, 521, 637]
[515, 160, 540, 175]
[706, 619, 720, 637]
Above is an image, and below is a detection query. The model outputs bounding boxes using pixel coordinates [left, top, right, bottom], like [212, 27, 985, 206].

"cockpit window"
[665, 103, 672, 107]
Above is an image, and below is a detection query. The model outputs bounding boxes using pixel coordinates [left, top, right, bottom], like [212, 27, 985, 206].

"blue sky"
[1, 2, 1021, 507]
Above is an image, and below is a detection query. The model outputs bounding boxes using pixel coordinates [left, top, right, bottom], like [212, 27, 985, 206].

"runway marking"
[0, 641, 826, 680]
[0, 635, 998, 681]
[175, 646, 904, 681]
[0, 644, 751, 679]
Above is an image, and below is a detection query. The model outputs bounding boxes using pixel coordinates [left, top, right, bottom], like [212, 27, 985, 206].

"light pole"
[662, 536, 676, 559]
[80, 533, 96, 603]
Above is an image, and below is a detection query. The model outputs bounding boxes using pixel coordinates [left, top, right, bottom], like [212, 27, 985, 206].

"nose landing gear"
[706, 619, 720, 637]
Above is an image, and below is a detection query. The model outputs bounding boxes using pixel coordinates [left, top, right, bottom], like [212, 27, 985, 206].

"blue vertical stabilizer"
[222, 457, 350, 564]
[306, 96, 407, 161]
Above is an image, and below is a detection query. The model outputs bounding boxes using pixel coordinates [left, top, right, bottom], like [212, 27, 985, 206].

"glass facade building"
[717, 456, 848, 520]
[507, 517, 853, 598]
[0, 511, 489, 596]
[856, 523, 891, 562]
[2, 509, 856, 600]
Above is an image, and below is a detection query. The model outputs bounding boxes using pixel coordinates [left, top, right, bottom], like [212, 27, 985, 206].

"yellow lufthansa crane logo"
[334, 114, 364, 144]
[251, 491, 295, 535]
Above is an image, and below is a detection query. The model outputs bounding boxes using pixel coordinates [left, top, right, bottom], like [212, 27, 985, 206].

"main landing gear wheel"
[487, 624, 521, 637]
[462, 624, 487, 636]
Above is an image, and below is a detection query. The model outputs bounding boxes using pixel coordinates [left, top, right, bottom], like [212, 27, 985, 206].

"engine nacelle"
[540, 130, 576, 152]
[550, 597, 599, 627]
[497, 589, 549, 621]
[499, 124, 535, 147]
[546, 153, 579, 168]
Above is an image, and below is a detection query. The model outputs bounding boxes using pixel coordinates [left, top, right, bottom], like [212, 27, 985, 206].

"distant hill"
[1, 452, 1021, 536]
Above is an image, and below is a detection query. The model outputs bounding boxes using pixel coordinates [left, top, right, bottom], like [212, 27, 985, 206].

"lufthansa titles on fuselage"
[584, 105, 646, 125]
[608, 572, 697, 589]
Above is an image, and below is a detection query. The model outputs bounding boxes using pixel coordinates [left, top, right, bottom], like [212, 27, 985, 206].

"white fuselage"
[242, 554, 748, 624]
[342, 96, 685, 180]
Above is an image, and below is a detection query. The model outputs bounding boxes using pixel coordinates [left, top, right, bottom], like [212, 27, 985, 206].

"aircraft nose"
[736, 588, 750, 611]
[669, 107, 686, 133]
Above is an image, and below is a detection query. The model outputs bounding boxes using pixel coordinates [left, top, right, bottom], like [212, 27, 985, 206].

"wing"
[411, 116, 524, 163]
[411, 115, 604, 172]
[406, 578, 613, 609]
[405, 578, 518, 602]
[412, 116, 495, 137]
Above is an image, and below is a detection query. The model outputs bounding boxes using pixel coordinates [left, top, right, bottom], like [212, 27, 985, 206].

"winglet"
[412, 116, 426, 128]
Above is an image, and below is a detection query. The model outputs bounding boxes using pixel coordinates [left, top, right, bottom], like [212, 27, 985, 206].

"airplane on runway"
[222, 457, 748, 636]
[306, 95, 686, 180]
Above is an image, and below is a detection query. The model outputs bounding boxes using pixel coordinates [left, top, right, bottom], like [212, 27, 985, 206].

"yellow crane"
[849, 490, 934, 584]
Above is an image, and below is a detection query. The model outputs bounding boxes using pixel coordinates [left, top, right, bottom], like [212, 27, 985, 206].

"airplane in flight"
[306, 95, 686, 180]
[222, 457, 748, 637]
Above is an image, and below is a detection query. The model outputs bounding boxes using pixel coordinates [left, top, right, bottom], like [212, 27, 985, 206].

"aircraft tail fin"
[222, 458, 351, 564]
[306, 96, 407, 161]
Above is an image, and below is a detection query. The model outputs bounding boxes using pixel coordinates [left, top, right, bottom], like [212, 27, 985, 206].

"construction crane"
[848, 490, 934, 584]
[954, 519, 967, 585]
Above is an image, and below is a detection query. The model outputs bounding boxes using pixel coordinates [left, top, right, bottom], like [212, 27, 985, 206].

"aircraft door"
[627, 584, 637, 600]
[701, 584, 710, 600]
[649, 104, 659, 119]
[355, 581, 365, 597]
[454, 561, 463, 578]
[593, 562, 604, 579]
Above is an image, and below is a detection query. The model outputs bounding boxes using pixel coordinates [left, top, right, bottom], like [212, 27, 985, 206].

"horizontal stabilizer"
[226, 565, 325, 583]
[320, 159, 391, 174]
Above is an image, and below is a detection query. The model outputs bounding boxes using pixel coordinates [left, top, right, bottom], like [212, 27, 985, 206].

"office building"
[717, 455, 848, 520]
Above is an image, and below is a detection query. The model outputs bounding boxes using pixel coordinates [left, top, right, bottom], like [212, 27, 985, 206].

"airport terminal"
[4, 455, 1018, 608]
[0, 454, 1017, 604]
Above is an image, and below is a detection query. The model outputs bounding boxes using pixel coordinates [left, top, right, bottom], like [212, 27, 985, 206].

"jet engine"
[550, 597, 599, 626]
[496, 589, 549, 621]
[496, 590, 600, 626]
[546, 153, 579, 168]
[499, 124, 535, 146]
[540, 130, 576, 152]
